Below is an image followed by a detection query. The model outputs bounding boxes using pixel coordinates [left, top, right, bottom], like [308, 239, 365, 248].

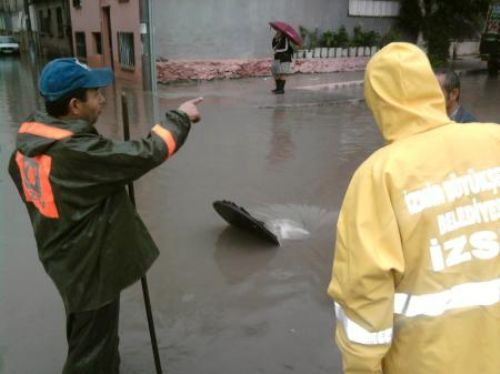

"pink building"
[69, 0, 142, 83]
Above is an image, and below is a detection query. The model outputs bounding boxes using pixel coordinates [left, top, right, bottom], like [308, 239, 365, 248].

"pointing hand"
[178, 97, 203, 123]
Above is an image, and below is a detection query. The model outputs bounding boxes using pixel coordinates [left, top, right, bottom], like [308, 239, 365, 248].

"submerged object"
[213, 200, 280, 246]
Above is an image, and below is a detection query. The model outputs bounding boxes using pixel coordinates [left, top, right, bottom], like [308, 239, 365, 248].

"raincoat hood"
[364, 42, 451, 143]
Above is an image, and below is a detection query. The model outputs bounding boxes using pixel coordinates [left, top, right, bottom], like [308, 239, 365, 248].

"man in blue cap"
[8, 58, 203, 373]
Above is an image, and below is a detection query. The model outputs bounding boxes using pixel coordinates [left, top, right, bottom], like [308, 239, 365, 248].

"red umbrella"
[269, 21, 303, 47]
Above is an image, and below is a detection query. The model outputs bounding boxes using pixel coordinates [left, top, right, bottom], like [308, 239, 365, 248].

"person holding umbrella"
[271, 30, 293, 94]
[270, 21, 302, 94]
[8, 57, 203, 373]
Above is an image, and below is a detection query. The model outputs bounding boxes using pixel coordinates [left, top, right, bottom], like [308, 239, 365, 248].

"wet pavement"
[1, 54, 499, 374]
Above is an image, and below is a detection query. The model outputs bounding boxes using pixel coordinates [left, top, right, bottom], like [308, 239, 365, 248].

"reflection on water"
[267, 107, 296, 164]
[215, 228, 277, 285]
[0, 56, 42, 133]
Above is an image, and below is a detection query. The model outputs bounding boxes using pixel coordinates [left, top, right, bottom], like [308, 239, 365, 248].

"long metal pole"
[121, 92, 163, 374]
[148, 0, 157, 95]
[139, 0, 156, 92]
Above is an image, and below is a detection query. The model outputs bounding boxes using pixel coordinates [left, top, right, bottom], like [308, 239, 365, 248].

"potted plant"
[331, 36, 341, 58]
[298, 25, 309, 58]
[352, 25, 364, 57]
[334, 26, 350, 58]
[320, 29, 335, 57]
[365, 30, 380, 56]
[307, 28, 320, 58]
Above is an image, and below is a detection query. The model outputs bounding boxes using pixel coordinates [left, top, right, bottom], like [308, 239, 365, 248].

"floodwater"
[1, 55, 498, 374]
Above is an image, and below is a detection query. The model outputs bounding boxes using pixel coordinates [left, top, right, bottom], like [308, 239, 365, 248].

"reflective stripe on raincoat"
[9, 110, 191, 313]
[327, 42, 500, 374]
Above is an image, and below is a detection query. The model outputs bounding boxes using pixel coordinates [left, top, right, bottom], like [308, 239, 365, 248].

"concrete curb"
[293, 65, 487, 92]
[258, 97, 365, 109]
[295, 79, 364, 91]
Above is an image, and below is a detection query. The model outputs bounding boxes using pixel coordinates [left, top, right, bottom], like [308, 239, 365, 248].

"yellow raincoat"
[327, 42, 500, 373]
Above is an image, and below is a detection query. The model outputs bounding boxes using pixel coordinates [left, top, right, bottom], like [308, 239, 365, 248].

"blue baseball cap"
[39, 58, 114, 101]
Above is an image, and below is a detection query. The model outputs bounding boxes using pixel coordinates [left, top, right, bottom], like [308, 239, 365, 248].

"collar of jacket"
[30, 110, 98, 135]
[15, 110, 98, 157]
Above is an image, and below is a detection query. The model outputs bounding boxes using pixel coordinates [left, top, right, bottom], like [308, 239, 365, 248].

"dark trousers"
[63, 298, 120, 374]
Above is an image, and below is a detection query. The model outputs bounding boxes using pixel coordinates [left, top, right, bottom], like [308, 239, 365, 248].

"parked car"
[0, 35, 20, 55]
[479, 2, 500, 75]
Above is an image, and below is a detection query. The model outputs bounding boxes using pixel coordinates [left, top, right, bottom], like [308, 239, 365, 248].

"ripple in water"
[250, 203, 338, 242]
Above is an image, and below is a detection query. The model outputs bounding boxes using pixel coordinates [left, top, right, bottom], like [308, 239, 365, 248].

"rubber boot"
[271, 79, 280, 93]
[274, 80, 285, 94]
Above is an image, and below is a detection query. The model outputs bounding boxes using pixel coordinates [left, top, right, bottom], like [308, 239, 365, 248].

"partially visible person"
[271, 30, 294, 94]
[8, 57, 203, 373]
[328, 43, 499, 374]
[436, 69, 477, 122]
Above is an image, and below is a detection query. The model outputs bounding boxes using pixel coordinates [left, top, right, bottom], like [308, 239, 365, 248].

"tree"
[397, 0, 422, 41]
[398, 0, 491, 66]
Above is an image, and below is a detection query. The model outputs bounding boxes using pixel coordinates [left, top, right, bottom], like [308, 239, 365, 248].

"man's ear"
[67, 97, 80, 116]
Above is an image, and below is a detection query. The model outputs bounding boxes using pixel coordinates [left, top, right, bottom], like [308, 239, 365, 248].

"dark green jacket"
[9, 110, 191, 312]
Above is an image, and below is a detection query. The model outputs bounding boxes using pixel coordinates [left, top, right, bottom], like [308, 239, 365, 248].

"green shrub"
[333, 26, 350, 48]
[364, 31, 380, 46]
[352, 25, 364, 47]
[308, 28, 319, 49]
[298, 26, 319, 49]
[379, 28, 404, 47]
[320, 30, 335, 48]
[299, 25, 309, 45]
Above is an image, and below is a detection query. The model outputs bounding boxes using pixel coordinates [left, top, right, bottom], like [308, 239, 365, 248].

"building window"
[38, 10, 44, 34]
[38, 9, 51, 35]
[93, 32, 102, 54]
[75, 32, 87, 59]
[47, 9, 52, 37]
[349, 0, 400, 17]
[56, 7, 64, 38]
[118, 32, 135, 69]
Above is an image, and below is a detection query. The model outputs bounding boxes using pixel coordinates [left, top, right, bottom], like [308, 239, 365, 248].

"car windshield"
[0, 36, 16, 43]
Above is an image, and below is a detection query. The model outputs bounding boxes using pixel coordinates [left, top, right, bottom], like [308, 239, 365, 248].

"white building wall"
[153, 0, 395, 60]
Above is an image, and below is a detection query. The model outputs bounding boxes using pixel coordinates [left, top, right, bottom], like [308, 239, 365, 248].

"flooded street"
[1, 55, 498, 374]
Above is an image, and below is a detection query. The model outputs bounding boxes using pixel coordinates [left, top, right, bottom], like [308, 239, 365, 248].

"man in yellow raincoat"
[327, 42, 499, 374]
